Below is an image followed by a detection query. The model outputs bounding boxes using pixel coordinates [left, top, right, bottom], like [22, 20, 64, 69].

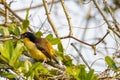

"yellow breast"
[23, 38, 47, 61]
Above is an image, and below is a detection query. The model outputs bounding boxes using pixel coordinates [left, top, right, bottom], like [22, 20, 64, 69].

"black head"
[21, 32, 36, 42]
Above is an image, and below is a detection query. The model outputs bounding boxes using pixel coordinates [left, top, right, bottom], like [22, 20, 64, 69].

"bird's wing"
[35, 38, 60, 64]
[35, 38, 53, 60]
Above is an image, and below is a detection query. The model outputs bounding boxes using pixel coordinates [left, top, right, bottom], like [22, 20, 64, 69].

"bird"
[21, 32, 60, 64]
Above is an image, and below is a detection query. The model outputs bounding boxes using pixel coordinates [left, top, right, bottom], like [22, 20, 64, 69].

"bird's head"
[21, 32, 36, 42]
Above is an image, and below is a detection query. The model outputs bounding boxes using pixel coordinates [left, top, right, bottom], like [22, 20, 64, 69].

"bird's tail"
[53, 55, 62, 65]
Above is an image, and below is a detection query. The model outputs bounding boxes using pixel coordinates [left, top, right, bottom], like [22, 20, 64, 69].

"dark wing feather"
[35, 38, 59, 64]
[35, 38, 52, 60]
[36, 43, 52, 60]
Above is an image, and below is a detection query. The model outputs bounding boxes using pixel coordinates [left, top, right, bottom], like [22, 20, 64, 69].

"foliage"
[105, 56, 118, 71]
[0, 0, 120, 80]
[0, 24, 98, 79]
[66, 65, 98, 80]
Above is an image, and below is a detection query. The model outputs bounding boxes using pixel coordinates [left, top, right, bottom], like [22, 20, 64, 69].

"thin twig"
[90, 58, 103, 67]
[14, 0, 61, 12]
[43, 0, 59, 38]
[103, 0, 120, 31]
[60, 35, 93, 47]
[92, 0, 120, 38]
[71, 43, 91, 70]
[94, 30, 110, 45]
[1, 0, 23, 22]
[60, 0, 73, 36]
[0, 8, 21, 26]
[1, 0, 34, 32]
[4, 3, 9, 26]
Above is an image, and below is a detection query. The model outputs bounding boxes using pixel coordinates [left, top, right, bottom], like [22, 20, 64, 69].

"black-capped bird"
[21, 32, 59, 64]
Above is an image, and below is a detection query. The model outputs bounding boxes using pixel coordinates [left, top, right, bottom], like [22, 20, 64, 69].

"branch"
[94, 30, 110, 45]
[14, 0, 61, 12]
[1, 0, 23, 22]
[60, 0, 73, 36]
[60, 35, 93, 47]
[92, 0, 120, 38]
[71, 43, 91, 70]
[43, 0, 59, 38]
[103, 0, 120, 31]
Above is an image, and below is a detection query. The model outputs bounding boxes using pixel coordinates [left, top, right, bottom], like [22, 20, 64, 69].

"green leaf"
[4, 40, 13, 59]
[78, 64, 86, 80]
[0, 26, 9, 37]
[35, 31, 43, 38]
[62, 55, 73, 67]
[24, 61, 32, 73]
[58, 42, 64, 52]
[105, 56, 118, 71]
[66, 66, 79, 79]
[66, 65, 86, 80]
[25, 9, 29, 20]
[0, 72, 16, 79]
[46, 34, 60, 45]
[85, 69, 94, 80]
[0, 43, 10, 62]
[25, 62, 41, 77]
[21, 9, 30, 32]
[8, 24, 20, 36]
[21, 20, 29, 32]
[9, 41, 24, 66]
[46, 34, 53, 38]
[55, 50, 64, 60]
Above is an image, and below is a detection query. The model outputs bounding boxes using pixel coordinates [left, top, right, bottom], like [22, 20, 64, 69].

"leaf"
[8, 24, 20, 36]
[4, 40, 14, 59]
[0, 43, 10, 62]
[21, 9, 30, 32]
[66, 65, 85, 80]
[0, 72, 16, 79]
[85, 69, 94, 80]
[58, 42, 64, 52]
[21, 20, 29, 32]
[78, 64, 86, 80]
[9, 41, 24, 66]
[25, 62, 41, 77]
[105, 56, 118, 71]
[0, 26, 9, 37]
[62, 55, 73, 67]
[66, 67, 79, 79]
[35, 31, 43, 38]
[25, 9, 29, 20]
[24, 61, 32, 73]
[46, 34, 60, 45]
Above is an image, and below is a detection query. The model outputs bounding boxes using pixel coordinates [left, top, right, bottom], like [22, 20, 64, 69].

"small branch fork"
[60, 30, 109, 54]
